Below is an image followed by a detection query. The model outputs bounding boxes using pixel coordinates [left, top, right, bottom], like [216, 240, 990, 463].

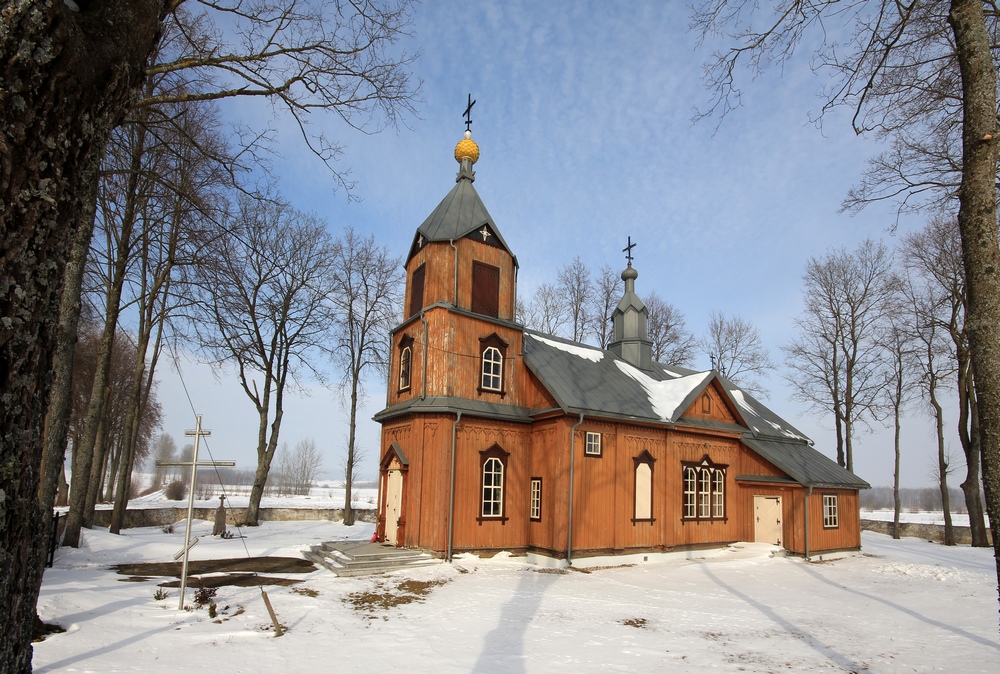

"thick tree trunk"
[0, 3, 165, 671]
[949, 0, 1000, 622]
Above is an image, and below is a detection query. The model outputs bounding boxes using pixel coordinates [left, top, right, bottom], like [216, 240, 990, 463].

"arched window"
[397, 334, 414, 393]
[482, 347, 502, 391]
[478, 333, 508, 395]
[399, 346, 412, 391]
[479, 444, 509, 521]
[682, 455, 728, 522]
[683, 466, 697, 518]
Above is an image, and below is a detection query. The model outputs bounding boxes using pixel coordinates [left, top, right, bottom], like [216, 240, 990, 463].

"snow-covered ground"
[34, 521, 1000, 673]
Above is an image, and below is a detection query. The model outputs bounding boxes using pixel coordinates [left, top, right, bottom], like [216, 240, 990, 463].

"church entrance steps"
[303, 541, 441, 577]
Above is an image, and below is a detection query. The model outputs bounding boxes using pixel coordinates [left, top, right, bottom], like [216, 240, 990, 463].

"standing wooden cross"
[156, 415, 234, 610]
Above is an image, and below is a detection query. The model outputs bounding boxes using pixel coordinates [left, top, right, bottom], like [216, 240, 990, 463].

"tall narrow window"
[397, 335, 414, 392]
[529, 478, 542, 521]
[682, 455, 727, 522]
[399, 347, 412, 391]
[472, 261, 500, 317]
[479, 444, 509, 521]
[712, 470, 725, 518]
[633, 450, 655, 523]
[408, 264, 425, 318]
[823, 494, 839, 528]
[683, 466, 697, 518]
[478, 334, 508, 395]
[482, 347, 502, 391]
[482, 458, 503, 517]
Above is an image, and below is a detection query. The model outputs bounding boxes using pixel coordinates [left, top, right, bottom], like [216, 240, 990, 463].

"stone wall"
[861, 519, 993, 545]
[87, 507, 376, 530]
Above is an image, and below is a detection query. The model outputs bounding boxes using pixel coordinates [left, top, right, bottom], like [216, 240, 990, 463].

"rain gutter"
[447, 411, 462, 562]
[567, 413, 585, 566]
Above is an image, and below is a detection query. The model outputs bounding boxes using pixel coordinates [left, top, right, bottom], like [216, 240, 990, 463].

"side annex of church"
[373, 127, 868, 563]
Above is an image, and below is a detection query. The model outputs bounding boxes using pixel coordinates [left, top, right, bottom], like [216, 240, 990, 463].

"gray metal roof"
[740, 436, 871, 489]
[522, 331, 867, 489]
[407, 175, 514, 263]
[373, 395, 533, 424]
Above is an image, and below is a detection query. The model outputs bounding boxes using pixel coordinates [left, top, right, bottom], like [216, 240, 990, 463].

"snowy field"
[861, 509, 980, 528]
[34, 521, 1000, 673]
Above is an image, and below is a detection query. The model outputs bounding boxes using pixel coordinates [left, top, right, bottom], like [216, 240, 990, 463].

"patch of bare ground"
[621, 617, 648, 628]
[344, 578, 450, 620]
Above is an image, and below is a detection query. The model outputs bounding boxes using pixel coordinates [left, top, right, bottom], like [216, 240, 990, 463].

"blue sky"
[158, 1, 952, 489]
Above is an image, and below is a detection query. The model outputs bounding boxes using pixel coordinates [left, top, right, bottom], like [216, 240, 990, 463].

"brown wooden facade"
[375, 137, 864, 563]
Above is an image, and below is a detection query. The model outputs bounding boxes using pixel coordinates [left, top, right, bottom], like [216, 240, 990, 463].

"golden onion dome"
[454, 129, 480, 164]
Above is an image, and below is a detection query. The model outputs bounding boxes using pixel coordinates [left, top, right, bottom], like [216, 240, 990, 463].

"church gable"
[679, 380, 742, 426]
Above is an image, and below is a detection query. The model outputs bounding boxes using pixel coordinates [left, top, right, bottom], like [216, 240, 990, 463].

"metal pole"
[178, 415, 204, 610]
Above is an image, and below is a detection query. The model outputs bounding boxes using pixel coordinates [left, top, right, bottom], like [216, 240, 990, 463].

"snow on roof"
[615, 360, 711, 421]
[531, 334, 604, 362]
[730, 389, 807, 441]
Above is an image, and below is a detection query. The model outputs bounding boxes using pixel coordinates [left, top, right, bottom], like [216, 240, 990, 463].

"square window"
[585, 432, 602, 457]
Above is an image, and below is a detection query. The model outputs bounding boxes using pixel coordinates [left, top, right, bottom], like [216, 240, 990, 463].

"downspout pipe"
[420, 312, 429, 400]
[804, 485, 813, 561]
[450, 239, 458, 306]
[447, 411, 462, 562]
[567, 413, 585, 566]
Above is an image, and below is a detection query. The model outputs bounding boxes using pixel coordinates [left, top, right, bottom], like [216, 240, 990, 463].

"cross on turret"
[623, 236, 637, 265]
[464, 93, 476, 131]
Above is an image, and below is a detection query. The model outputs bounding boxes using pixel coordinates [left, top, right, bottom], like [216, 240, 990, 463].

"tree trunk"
[930, 377, 956, 545]
[948, 0, 1000, 617]
[0, 3, 165, 670]
[63, 110, 149, 547]
[892, 394, 902, 540]
[344, 372, 360, 526]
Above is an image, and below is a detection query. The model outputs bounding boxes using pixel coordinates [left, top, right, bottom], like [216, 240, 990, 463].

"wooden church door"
[385, 467, 404, 545]
[753, 495, 782, 546]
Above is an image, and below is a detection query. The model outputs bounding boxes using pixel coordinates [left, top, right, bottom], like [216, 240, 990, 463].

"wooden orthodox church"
[373, 126, 869, 563]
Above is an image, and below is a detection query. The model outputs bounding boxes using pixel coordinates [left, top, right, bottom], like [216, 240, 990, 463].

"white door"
[754, 495, 782, 546]
[384, 468, 403, 545]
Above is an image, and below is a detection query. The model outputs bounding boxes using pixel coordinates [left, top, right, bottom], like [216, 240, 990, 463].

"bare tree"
[151, 434, 178, 489]
[881, 288, 919, 540]
[590, 264, 621, 348]
[783, 239, 896, 472]
[645, 291, 696, 366]
[193, 197, 335, 525]
[901, 216, 989, 546]
[557, 256, 593, 343]
[328, 228, 403, 525]
[691, 0, 1000, 615]
[521, 283, 569, 337]
[2, 0, 420, 663]
[903, 275, 957, 546]
[700, 312, 774, 398]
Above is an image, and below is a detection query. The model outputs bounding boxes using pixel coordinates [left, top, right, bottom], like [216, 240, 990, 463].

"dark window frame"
[478, 443, 509, 523]
[681, 455, 728, 522]
[529, 477, 542, 522]
[408, 263, 425, 318]
[397, 334, 414, 393]
[478, 333, 508, 396]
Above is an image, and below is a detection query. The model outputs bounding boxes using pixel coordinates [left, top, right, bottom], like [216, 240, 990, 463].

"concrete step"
[304, 541, 441, 577]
